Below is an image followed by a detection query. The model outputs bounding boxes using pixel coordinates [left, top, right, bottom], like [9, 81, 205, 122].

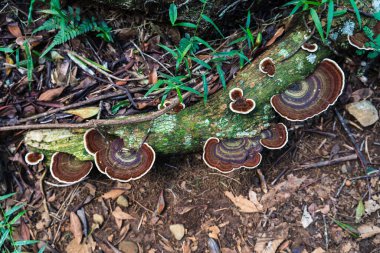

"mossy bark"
[25, 23, 331, 161]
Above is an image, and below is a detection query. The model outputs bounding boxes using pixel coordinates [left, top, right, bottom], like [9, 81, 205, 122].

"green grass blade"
[5, 203, 25, 217]
[333, 9, 347, 17]
[193, 36, 214, 51]
[326, 0, 334, 39]
[202, 74, 208, 104]
[179, 85, 202, 96]
[175, 87, 183, 102]
[0, 229, 10, 248]
[191, 57, 211, 69]
[24, 41, 34, 85]
[246, 10, 251, 28]
[290, 1, 303, 15]
[144, 80, 165, 97]
[159, 44, 178, 58]
[216, 64, 226, 89]
[0, 193, 16, 201]
[310, 8, 325, 43]
[169, 3, 177, 25]
[201, 14, 224, 38]
[14, 240, 39, 246]
[28, 0, 37, 24]
[349, 0, 362, 29]
[174, 22, 197, 29]
[9, 210, 26, 225]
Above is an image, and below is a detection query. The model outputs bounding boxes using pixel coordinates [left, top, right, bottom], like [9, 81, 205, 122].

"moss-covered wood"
[25, 23, 331, 161]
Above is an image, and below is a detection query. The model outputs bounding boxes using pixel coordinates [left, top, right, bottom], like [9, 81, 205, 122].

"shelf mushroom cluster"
[203, 123, 289, 173]
[348, 22, 380, 51]
[25, 129, 156, 184]
[203, 58, 345, 173]
[229, 88, 256, 114]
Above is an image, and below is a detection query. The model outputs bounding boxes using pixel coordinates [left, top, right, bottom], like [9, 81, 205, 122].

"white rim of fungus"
[202, 137, 262, 174]
[50, 152, 93, 184]
[259, 123, 289, 150]
[83, 128, 100, 156]
[259, 57, 275, 77]
[228, 87, 244, 101]
[102, 143, 156, 182]
[25, 152, 44, 165]
[347, 34, 374, 51]
[270, 58, 345, 122]
[229, 99, 256, 114]
[301, 43, 318, 53]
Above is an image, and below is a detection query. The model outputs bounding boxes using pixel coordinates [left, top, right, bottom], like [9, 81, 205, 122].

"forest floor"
[1, 1, 380, 253]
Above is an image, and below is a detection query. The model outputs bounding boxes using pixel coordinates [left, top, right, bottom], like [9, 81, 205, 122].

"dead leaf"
[70, 212, 83, 244]
[254, 223, 289, 253]
[112, 206, 135, 220]
[5, 54, 13, 76]
[38, 87, 65, 101]
[248, 190, 264, 210]
[154, 190, 165, 215]
[208, 225, 220, 240]
[8, 22, 22, 37]
[265, 26, 285, 47]
[148, 67, 158, 84]
[224, 191, 263, 213]
[65, 107, 99, 119]
[311, 247, 326, 253]
[261, 174, 306, 210]
[102, 189, 125, 200]
[20, 219, 30, 241]
[66, 237, 96, 253]
[182, 240, 191, 253]
[16, 36, 43, 49]
[351, 88, 374, 102]
[358, 224, 380, 239]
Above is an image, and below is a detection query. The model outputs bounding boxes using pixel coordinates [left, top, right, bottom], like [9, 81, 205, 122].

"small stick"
[256, 169, 268, 193]
[334, 108, 369, 172]
[323, 214, 329, 251]
[293, 153, 357, 171]
[335, 178, 347, 198]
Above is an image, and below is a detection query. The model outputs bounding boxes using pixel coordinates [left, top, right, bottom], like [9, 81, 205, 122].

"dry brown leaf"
[20, 219, 30, 241]
[66, 239, 91, 253]
[265, 26, 285, 47]
[261, 174, 307, 210]
[311, 247, 326, 253]
[112, 206, 135, 220]
[8, 22, 22, 37]
[182, 240, 191, 253]
[5, 54, 13, 76]
[254, 223, 289, 253]
[148, 68, 158, 84]
[358, 224, 380, 239]
[65, 107, 99, 119]
[38, 87, 65, 101]
[102, 189, 125, 200]
[70, 212, 83, 244]
[224, 191, 263, 213]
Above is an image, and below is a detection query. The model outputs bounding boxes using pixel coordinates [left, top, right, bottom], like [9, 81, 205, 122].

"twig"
[323, 214, 329, 251]
[256, 169, 268, 193]
[335, 178, 347, 198]
[293, 153, 358, 171]
[15, 90, 128, 124]
[334, 108, 369, 171]
[209, 172, 241, 185]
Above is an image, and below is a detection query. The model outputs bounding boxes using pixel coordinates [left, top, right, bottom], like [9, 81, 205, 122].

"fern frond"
[33, 19, 60, 33]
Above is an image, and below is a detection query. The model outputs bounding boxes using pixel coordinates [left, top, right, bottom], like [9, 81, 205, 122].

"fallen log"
[24, 22, 331, 161]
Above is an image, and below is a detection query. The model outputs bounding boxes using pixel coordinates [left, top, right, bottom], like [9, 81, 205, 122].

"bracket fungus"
[348, 22, 380, 51]
[260, 123, 288, 149]
[85, 128, 156, 182]
[259, 57, 276, 77]
[301, 43, 318, 53]
[50, 152, 93, 184]
[25, 152, 44, 165]
[270, 58, 345, 121]
[203, 137, 262, 173]
[229, 88, 256, 114]
[157, 100, 185, 113]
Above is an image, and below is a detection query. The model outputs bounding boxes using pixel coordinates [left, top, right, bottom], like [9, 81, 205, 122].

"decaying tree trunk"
[25, 22, 333, 161]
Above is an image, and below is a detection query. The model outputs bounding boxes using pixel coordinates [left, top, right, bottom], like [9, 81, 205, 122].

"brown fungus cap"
[229, 98, 256, 114]
[25, 152, 44, 165]
[157, 100, 185, 113]
[50, 152, 93, 184]
[270, 58, 345, 121]
[229, 88, 244, 101]
[95, 138, 156, 182]
[260, 123, 288, 149]
[84, 128, 109, 156]
[348, 22, 380, 51]
[203, 137, 262, 173]
[301, 43, 318, 52]
[259, 57, 275, 77]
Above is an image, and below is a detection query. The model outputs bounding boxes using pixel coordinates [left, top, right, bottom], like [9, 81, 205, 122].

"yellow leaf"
[65, 107, 99, 119]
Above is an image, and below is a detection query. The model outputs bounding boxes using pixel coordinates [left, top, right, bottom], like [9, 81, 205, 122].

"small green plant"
[0, 193, 42, 252]
[356, 12, 380, 59]
[147, 0, 254, 104]
[283, 0, 362, 42]
[34, 0, 113, 58]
